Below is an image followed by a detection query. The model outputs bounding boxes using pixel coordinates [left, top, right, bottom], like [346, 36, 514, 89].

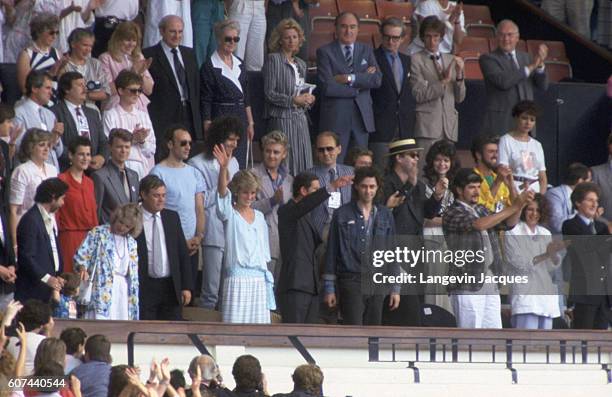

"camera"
[86, 80, 102, 91]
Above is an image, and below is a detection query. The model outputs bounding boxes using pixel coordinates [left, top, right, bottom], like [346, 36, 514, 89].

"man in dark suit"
[479, 19, 549, 136]
[277, 172, 352, 323]
[92, 128, 140, 224]
[316, 11, 382, 162]
[137, 175, 193, 320]
[52, 72, 108, 172]
[370, 17, 413, 167]
[15, 178, 68, 303]
[562, 182, 612, 329]
[143, 15, 202, 159]
[0, 195, 16, 309]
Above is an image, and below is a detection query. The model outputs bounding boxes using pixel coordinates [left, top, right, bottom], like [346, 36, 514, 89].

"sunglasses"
[126, 88, 143, 94]
[406, 152, 420, 159]
[178, 140, 192, 147]
[383, 34, 402, 41]
[224, 36, 240, 43]
[317, 146, 336, 153]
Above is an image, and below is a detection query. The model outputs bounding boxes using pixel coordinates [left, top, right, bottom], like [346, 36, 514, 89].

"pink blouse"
[99, 51, 154, 112]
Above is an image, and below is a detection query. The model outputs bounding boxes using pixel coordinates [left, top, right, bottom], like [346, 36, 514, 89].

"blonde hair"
[229, 170, 260, 198]
[261, 130, 289, 149]
[107, 21, 143, 62]
[110, 203, 143, 238]
[268, 18, 305, 54]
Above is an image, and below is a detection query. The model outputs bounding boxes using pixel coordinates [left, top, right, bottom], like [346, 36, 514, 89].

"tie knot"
[171, 48, 178, 55]
[430, 54, 440, 61]
[345, 45, 351, 51]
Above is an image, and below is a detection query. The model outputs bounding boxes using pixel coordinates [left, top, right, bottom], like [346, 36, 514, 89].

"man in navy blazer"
[316, 11, 382, 162]
[370, 17, 413, 167]
[15, 178, 69, 303]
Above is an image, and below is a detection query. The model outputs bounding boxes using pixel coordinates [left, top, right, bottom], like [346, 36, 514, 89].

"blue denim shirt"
[323, 201, 397, 294]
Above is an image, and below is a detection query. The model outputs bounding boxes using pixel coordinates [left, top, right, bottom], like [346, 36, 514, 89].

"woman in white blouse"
[9, 129, 58, 253]
[505, 194, 563, 329]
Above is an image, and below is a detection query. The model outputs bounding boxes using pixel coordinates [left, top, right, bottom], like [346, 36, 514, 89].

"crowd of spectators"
[0, 0, 608, 337]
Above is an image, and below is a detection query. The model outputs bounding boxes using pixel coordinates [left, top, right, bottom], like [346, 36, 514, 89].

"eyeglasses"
[48, 30, 60, 36]
[126, 88, 143, 94]
[317, 146, 336, 153]
[383, 34, 402, 42]
[224, 36, 240, 43]
[178, 140, 192, 147]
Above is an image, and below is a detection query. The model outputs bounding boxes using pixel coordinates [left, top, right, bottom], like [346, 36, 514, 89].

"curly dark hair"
[519, 193, 550, 226]
[232, 355, 263, 391]
[16, 300, 51, 332]
[203, 116, 244, 159]
[423, 139, 460, 185]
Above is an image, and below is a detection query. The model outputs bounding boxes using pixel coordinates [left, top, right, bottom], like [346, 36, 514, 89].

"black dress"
[200, 53, 250, 169]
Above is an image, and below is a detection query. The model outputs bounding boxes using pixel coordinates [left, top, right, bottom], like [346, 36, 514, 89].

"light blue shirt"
[150, 163, 206, 239]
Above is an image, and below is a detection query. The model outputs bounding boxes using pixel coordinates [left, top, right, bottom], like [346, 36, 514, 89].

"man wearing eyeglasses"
[371, 17, 414, 168]
[150, 125, 206, 289]
[102, 70, 156, 180]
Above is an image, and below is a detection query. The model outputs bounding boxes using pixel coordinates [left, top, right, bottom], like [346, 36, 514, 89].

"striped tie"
[344, 45, 353, 72]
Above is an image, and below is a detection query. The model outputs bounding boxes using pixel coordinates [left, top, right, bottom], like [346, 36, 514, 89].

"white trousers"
[229, 0, 266, 71]
[451, 289, 502, 329]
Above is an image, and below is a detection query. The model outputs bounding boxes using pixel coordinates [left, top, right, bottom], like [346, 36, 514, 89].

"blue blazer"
[316, 41, 382, 133]
[15, 205, 63, 302]
[307, 164, 354, 234]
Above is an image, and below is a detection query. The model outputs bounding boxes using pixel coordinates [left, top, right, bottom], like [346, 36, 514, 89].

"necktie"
[329, 168, 336, 184]
[75, 107, 90, 138]
[430, 54, 444, 80]
[171, 48, 189, 100]
[344, 45, 353, 73]
[589, 221, 597, 235]
[122, 170, 130, 199]
[507, 52, 519, 70]
[391, 54, 402, 92]
[151, 214, 164, 277]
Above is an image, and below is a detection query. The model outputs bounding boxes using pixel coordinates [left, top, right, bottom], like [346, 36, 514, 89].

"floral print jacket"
[73, 225, 139, 319]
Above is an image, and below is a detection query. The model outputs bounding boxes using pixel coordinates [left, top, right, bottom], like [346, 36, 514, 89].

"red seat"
[544, 61, 573, 82]
[463, 4, 495, 38]
[526, 40, 568, 62]
[466, 24, 496, 38]
[309, 0, 338, 32]
[337, 0, 379, 19]
[375, 0, 414, 22]
[307, 31, 335, 69]
[359, 19, 381, 36]
[312, 18, 336, 34]
[357, 33, 374, 47]
[458, 51, 484, 80]
[456, 36, 490, 54]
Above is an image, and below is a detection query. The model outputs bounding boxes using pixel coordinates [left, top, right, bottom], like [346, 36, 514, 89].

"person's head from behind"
[292, 172, 320, 200]
[292, 364, 323, 396]
[108, 128, 133, 165]
[60, 327, 87, 358]
[34, 337, 66, 373]
[571, 182, 600, 220]
[159, 15, 184, 48]
[232, 355, 263, 391]
[33, 362, 64, 392]
[335, 11, 359, 45]
[108, 365, 135, 397]
[346, 147, 373, 169]
[59, 272, 81, 297]
[512, 100, 539, 135]
[260, 130, 288, 171]
[419, 16, 446, 54]
[204, 116, 243, 159]
[471, 134, 499, 170]
[16, 300, 53, 333]
[564, 162, 590, 187]
[110, 203, 143, 238]
[25, 70, 53, 105]
[0, 104, 15, 139]
[451, 168, 483, 205]
[34, 177, 69, 213]
[84, 334, 112, 363]
[424, 139, 459, 184]
[315, 131, 341, 168]
[139, 175, 166, 214]
[188, 355, 222, 386]
[165, 124, 192, 162]
[229, 171, 260, 209]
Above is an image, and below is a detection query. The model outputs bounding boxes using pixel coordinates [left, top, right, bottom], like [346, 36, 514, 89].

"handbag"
[77, 239, 99, 306]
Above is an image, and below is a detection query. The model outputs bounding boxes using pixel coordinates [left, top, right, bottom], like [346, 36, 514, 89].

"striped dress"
[26, 46, 61, 104]
[263, 52, 313, 175]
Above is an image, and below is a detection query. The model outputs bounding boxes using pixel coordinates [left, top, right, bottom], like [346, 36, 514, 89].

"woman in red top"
[57, 137, 98, 273]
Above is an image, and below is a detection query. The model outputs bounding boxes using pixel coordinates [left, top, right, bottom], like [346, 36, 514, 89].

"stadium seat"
[526, 40, 569, 62]
[456, 36, 490, 55]
[458, 51, 484, 80]
[375, 0, 414, 22]
[463, 4, 496, 37]
[338, 0, 378, 19]
[359, 19, 382, 36]
[544, 60, 573, 82]
[309, 0, 338, 31]
[307, 31, 335, 69]
[357, 33, 375, 47]
[312, 18, 336, 34]
[488, 38, 527, 53]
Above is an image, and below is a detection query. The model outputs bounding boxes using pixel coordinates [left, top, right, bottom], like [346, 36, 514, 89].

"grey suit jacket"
[51, 100, 109, 171]
[591, 161, 612, 221]
[308, 163, 354, 234]
[251, 163, 294, 260]
[92, 161, 140, 224]
[263, 52, 308, 120]
[479, 48, 548, 136]
[316, 41, 382, 133]
[410, 51, 465, 141]
[545, 184, 573, 235]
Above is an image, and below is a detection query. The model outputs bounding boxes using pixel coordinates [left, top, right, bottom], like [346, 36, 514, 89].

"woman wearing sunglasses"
[200, 19, 254, 169]
[16, 13, 65, 100]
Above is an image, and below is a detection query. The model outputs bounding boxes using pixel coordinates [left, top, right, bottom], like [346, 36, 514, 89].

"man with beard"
[471, 134, 518, 213]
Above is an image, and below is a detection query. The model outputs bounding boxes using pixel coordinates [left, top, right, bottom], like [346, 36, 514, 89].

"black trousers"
[139, 277, 182, 320]
[93, 17, 123, 57]
[281, 290, 319, 324]
[573, 301, 610, 329]
[338, 274, 384, 325]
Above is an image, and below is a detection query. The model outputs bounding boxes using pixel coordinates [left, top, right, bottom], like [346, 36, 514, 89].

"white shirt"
[56, 0, 94, 54]
[141, 207, 170, 278]
[6, 332, 46, 376]
[161, 41, 187, 100]
[9, 160, 59, 222]
[14, 99, 63, 169]
[65, 99, 91, 137]
[498, 133, 546, 193]
[37, 204, 60, 281]
[143, 0, 193, 48]
[102, 104, 156, 179]
[211, 51, 243, 92]
[95, 0, 139, 20]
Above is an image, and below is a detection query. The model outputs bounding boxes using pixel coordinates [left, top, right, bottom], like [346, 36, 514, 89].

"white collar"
[141, 206, 160, 220]
[64, 99, 82, 112]
[25, 98, 43, 111]
[211, 50, 243, 93]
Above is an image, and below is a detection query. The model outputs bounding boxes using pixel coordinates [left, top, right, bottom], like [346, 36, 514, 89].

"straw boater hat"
[386, 139, 424, 156]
